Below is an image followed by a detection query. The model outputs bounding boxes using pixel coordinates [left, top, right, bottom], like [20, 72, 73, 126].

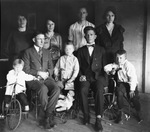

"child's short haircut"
[115, 49, 127, 55]
[65, 42, 75, 50]
[13, 59, 24, 67]
[84, 26, 96, 34]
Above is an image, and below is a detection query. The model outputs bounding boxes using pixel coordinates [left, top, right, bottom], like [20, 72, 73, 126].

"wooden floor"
[0, 109, 150, 132]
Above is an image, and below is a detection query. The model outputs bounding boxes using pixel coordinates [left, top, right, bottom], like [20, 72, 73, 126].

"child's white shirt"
[5, 70, 35, 95]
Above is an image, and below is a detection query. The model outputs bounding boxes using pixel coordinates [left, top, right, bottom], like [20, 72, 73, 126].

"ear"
[32, 38, 35, 42]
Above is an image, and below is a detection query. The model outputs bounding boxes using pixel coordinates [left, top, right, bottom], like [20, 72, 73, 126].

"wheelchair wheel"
[6, 99, 22, 130]
[103, 93, 118, 121]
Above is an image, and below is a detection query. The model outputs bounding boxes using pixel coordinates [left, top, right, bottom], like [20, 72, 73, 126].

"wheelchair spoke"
[103, 93, 118, 121]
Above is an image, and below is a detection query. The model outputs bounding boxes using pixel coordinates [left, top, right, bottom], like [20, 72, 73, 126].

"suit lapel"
[92, 45, 99, 62]
[83, 46, 90, 64]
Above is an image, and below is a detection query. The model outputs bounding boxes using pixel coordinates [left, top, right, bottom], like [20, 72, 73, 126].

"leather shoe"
[114, 110, 122, 124]
[49, 113, 57, 128]
[83, 114, 90, 125]
[95, 117, 103, 131]
[45, 118, 52, 130]
[136, 112, 143, 124]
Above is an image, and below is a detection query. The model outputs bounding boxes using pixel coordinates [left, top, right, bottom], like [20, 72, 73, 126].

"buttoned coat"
[22, 46, 53, 78]
[77, 45, 106, 80]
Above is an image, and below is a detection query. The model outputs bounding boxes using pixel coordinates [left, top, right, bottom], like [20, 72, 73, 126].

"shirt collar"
[65, 54, 74, 58]
[34, 45, 40, 52]
[119, 59, 127, 67]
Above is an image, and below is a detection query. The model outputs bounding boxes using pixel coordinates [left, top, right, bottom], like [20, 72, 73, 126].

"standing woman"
[5, 15, 34, 69]
[96, 6, 125, 64]
[44, 19, 62, 66]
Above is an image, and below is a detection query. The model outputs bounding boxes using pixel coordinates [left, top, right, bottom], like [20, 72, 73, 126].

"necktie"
[38, 47, 42, 58]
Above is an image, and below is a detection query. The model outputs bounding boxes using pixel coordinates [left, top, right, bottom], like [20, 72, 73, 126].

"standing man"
[5, 15, 34, 69]
[68, 7, 95, 51]
[77, 26, 107, 132]
[22, 32, 60, 130]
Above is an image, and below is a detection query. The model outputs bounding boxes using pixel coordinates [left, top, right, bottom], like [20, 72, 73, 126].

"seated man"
[77, 26, 107, 131]
[22, 32, 60, 130]
[104, 49, 142, 124]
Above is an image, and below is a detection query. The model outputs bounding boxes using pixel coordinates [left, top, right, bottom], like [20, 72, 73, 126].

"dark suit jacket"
[77, 45, 106, 80]
[22, 46, 53, 77]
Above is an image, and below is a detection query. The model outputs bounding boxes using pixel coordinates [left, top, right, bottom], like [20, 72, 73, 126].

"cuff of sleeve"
[130, 84, 136, 91]
[37, 71, 39, 76]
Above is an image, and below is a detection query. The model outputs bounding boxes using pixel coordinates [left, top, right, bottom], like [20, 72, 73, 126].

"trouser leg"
[130, 88, 141, 112]
[26, 80, 48, 111]
[80, 81, 90, 117]
[4, 95, 11, 104]
[92, 77, 106, 116]
[116, 83, 127, 110]
[44, 78, 60, 116]
[17, 92, 29, 106]
[117, 83, 141, 112]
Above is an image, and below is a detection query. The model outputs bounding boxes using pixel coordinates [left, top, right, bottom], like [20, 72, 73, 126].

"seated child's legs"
[130, 87, 140, 111]
[4, 95, 11, 108]
[130, 88, 142, 122]
[17, 92, 29, 111]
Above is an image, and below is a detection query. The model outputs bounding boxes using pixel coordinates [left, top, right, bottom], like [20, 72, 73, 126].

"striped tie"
[38, 47, 43, 58]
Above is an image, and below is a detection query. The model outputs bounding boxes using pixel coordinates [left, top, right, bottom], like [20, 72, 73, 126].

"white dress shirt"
[34, 45, 40, 52]
[104, 60, 138, 91]
[54, 54, 79, 81]
[87, 43, 95, 56]
[68, 21, 95, 50]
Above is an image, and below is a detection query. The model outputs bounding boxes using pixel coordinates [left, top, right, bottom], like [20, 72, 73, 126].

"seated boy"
[104, 49, 142, 124]
[4, 59, 37, 112]
[54, 42, 79, 90]
[54, 42, 79, 111]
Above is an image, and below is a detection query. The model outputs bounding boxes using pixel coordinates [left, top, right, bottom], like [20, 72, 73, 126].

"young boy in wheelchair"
[104, 49, 142, 124]
[54, 42, 79, 112]
[4, 59, 37, 112]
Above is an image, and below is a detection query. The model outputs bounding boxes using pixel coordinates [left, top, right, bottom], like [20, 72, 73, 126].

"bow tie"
[87, 44, 95, 47]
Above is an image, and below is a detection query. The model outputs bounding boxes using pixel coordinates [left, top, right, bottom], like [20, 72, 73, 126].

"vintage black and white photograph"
[0, 0, 150, 132]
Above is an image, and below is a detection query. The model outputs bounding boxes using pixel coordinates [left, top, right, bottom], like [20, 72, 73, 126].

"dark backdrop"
[1, 0, 95, 58]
